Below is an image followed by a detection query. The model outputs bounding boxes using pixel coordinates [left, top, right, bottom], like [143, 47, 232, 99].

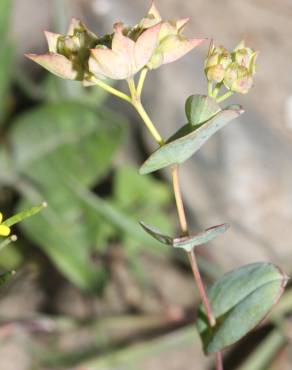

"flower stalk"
[128, 76, 164, 146]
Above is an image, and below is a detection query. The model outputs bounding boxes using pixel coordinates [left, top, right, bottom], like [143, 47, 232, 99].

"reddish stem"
[171, 164, 223, 369]
[187, 250, 216, 327]
[215, 352, 224, 370]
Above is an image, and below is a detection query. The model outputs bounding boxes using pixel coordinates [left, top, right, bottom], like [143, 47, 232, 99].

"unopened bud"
[223, 63, 253, 94]
[204, 45, 232, 83]
[232, 41, 258, 75]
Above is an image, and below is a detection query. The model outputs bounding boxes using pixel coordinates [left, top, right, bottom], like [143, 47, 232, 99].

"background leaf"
[10, 102, 124, 187]
[0, 0, 13, 125]
[8, 101, 125, 291]
[0, 0, 12, 38]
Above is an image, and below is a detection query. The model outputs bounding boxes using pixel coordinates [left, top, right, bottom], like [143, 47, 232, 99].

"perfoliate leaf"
[185, 95, 220, 126]
[197, 263, 288, 354]
[3, 203, 47, 227]
[140, 222, 229, 252]
[140, 105, 244, 174]
[173, 224, 229, 251]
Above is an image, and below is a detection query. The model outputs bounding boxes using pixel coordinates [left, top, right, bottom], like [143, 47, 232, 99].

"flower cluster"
[26, 1, 205, 83]
[205, 41, 258, 94]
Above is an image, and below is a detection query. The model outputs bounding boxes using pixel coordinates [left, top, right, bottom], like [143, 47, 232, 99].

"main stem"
[171, 164, 216, 327]
[172, 164, 223, 370]
[107, 76, 223, 370]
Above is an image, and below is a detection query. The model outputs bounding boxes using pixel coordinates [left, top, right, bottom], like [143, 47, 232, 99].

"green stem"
[137, 68, 148, 97]
[216, 90, 234, 103]
[133, 100, 164, 146]
[127, 78, 164, 146]
[94, 79, 132, 103]
[208, 81, 213, 97]
[127, 77, 136, 98]
[212, 83, 222, 98]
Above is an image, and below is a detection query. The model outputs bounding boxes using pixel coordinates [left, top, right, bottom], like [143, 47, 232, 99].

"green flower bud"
[26, 18, 99, 82]
[206, 64, 225, 83]
[223, 63, 253, 94]
[232, 40, 258, 75]
[204, 45, 232, 83]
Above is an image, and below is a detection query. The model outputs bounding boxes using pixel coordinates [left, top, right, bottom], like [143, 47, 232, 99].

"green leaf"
[3, 203, 47, 227]
[112, 166, 173, 255]
[71, 181, 159, 248]
[197, 263, 288, 354]
[0, 0, 11, 38]
[0, 43, 13, 124]
[18, 197, 107, 292]
[140, 222, 229, 252]
[114, 166, 171, 211]
[10, 102, 125, 187]
[9, 102, 125, 291]
[0, 147, 16, 185]
[0, 0, 13, 124]
[173, 224, 229, 251]
[140, 222, 173, 246]
[43, 74, 109, 106]
[185, 95, 220, 126]
[140, 106, 244, 175]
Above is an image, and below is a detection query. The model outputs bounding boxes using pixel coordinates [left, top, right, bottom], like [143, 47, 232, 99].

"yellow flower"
[0, 213, 10, 237]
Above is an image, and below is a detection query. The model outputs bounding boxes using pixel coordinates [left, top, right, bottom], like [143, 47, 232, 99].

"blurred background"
[0, 0, 292, 369]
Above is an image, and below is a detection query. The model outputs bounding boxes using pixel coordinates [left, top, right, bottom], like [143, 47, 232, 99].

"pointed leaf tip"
[176, 17, 191, 30]
[44, 31, 61, 53]
[25, 53, 77, 80]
